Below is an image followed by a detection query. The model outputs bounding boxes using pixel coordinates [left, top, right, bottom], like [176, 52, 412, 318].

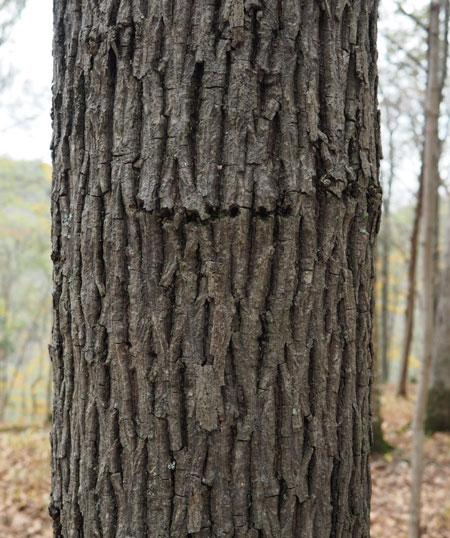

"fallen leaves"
[371, 385, 450, 538]
[0, 428, 51, 537]
[0, 385, 448, 537]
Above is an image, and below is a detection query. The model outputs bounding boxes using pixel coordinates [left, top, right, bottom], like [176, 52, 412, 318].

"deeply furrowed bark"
[50, 1, 381, 537]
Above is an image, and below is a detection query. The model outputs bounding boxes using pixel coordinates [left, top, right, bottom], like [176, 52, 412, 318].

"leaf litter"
[0, 384, 448, 537]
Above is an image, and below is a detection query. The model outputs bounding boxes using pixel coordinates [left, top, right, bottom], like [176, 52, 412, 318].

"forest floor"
[0, 385, 449, 537]
[371, 385, 450, 537]
[0, 425, 51, 537]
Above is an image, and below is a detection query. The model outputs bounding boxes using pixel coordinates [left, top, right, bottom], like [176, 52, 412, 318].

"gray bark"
[372, 245, 390, 454]
[410, 2, 443, 537]
[398, 0, 449, 400]
[398, 169, 422, 398]
[50, 1, 381, 537]
[380, 106, 396, 384]
[425, 212, 450, 432]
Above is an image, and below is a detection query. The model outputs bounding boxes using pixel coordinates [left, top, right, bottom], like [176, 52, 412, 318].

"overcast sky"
[0, 0, 53, 163]
[0, 0, 430, 209]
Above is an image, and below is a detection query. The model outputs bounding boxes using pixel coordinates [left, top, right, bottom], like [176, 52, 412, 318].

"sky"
[0, 0, 53, 163]
[0, 0, 431, 209]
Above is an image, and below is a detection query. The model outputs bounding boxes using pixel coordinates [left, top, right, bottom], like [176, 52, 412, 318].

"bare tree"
[380, 4, 428, 398]
[0, 0, 25, 46]
[0, 0, 26, 90]
[425, 209, 450, 432]
[380, 97, 400, 384]
[398, 168, 423, 397]
[410, 1, 447, 536]
[397, 0, 449, 398]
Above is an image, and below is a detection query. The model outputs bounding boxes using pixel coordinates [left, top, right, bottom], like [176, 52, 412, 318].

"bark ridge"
[50, 1, 381, 536]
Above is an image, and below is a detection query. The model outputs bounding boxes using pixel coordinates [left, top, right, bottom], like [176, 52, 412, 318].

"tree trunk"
[398, 0, 449, 401]
[50, 2, 381, 537]
[46, 358, 52, 425]
[371, 312, 391, 455]
[425, 213, 450, 432]
[398, 170, 422, 398]
[410, 2, 442, 537]
[372, 245, 391, 454]
[380, 110, 395, 384]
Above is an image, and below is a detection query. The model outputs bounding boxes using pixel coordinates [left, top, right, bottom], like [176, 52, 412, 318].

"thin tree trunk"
[410, 2, 442, 537]
[398, 0, 449, 401]
[372, 271, 392, 454]
[46, 359, 52, 426]
[0, 350, 6, 423]
[381, 225, 390, 383]
[398, 171, 423, 398]
[50, 2, 381, 536]
[425, 211, 450, 432]
[380, 115, 395, 383]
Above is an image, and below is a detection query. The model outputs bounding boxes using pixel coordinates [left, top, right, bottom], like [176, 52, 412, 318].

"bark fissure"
[51, 1, 381, 536]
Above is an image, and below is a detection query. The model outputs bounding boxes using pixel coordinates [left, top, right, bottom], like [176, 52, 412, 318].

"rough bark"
[50, 1, 381, 537]
[425, 214, 450, 433]
[410, 2, 442, 537]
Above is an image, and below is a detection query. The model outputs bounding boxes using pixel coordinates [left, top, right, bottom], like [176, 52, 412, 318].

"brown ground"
[371, 385, 450, 538]
[0, 385, 449, 537]
[0, 426, 51, 537]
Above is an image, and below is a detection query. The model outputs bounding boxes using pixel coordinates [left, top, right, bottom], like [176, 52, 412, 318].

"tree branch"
[383, 32, 427, 73]
[396, 2, 428, 33]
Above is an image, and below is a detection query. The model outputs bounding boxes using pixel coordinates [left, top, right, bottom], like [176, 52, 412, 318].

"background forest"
[0, 0, 449, 537]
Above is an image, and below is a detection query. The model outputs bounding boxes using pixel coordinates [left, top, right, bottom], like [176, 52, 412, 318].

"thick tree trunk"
[410, 2, 442, 537]
[425, 215, 450, 432]
[50, 2, 381, 537]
